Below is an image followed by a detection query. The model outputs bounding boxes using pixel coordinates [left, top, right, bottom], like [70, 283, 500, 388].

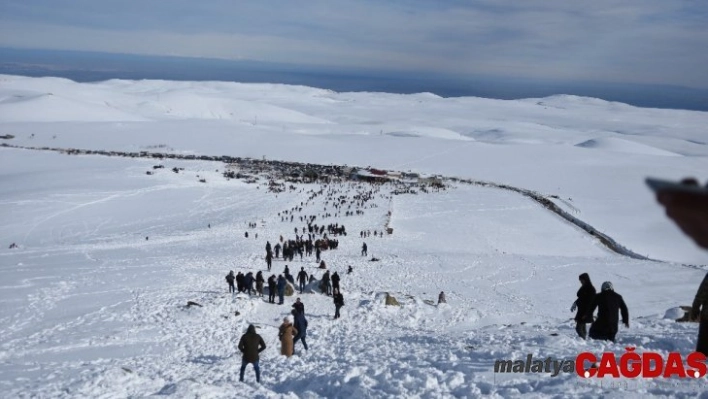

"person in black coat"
[297, 267, 308, 293]
[236, 272, 245, 293]
[333, 288, 344, 319]
[267, 275, 277, 303]
[586, 281, 629, 342]
[331, 272, 340, 292]
[226, 271, 236, 294]
[291, 309, 309, 351]
[571, 272, 596, 339]
[238, 324, 266, 383]
[292, 297, 305, 315]
[244, 272, 254, 296]
[265, 252, 273, 272]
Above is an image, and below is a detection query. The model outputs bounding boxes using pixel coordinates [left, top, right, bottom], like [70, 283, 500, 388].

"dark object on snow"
[370, 257, 380, 262]
[235, 311, 241, 316]
[675, 306, 696, 322]
[385, 293, 400, 306]
[145, 236, 149, 241]
[387, 227, 393, 235]
[172, 167, 180, 173]
[146, 171, 153, 175]
[9, 242, 17, 249]
[187, 301, 203, 308]
[438, 291, 446, 304]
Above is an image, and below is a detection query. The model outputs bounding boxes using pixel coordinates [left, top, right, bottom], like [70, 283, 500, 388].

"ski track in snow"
[0, 150, 706, 398]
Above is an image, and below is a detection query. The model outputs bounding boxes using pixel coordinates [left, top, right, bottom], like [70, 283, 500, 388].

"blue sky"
[0, 0, 706, 88]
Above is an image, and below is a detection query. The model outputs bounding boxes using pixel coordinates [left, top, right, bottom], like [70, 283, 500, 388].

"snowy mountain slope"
[1, 75, 708, 397]
[0, 148, 706, 398]
[1, 75, 707, 264]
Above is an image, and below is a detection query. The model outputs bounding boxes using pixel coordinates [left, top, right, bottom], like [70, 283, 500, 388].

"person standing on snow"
[322, 271, 332, 296]
[586, 281, 629, 342]
[297, 267, 308, 293]
[226, 271, 236, 294]
[238, 324, 266, 383]
[278, 316, 298, 357]
[244, 272, 254, 296]
[361, 242, 367, 256]
[265, 251, 273, 272]
[256, 271, 264, 297]
[292, 309, 309, 351]
[292, 297, 305, 315]
[267, 275, 277, 303]
[333, 288, 344, 319]
[331, 271, 340, 293]
[571, 273, 596, 339]
[277, 274, 287, 305]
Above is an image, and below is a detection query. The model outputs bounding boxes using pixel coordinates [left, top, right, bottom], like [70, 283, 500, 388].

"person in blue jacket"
[277, 274, 287, 305]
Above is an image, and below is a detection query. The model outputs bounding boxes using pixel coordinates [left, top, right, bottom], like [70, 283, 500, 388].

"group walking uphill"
[229, 181, 392, 385]
[570, 266, 706, 355]
[571, 274, 629, 343]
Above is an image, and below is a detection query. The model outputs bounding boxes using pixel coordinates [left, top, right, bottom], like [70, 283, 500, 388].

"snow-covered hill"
[1, 75, 707, 398]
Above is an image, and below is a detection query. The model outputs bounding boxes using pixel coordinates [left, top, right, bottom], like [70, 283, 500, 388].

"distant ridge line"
[1, 142, 702, 269]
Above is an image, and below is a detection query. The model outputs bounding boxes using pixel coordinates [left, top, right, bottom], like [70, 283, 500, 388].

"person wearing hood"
[278, 316, 298, 357]
[586, 281, 629, 342]
[238, 324, 266, 383]
[571, 273, 596, 339]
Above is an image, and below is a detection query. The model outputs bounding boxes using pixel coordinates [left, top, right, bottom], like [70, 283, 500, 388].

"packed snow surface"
[1, 75, 708, 398]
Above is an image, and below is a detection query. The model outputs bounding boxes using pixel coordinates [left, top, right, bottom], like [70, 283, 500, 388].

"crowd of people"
[234, 176, 708, 385]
